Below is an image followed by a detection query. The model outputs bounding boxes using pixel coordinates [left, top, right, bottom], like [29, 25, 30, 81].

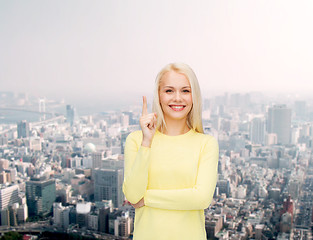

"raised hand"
[140, 96, 157, 147]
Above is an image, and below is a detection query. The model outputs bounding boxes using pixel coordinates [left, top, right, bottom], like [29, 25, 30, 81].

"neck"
[161, 118, 190, 136]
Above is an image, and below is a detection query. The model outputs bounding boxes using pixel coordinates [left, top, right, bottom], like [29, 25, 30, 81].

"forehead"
[159, 71, 190, 87]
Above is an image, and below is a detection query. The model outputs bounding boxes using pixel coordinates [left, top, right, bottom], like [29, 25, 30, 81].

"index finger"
[142, 96, 148, 115]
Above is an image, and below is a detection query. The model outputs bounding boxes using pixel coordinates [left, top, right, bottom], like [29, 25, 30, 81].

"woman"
[123, 63, 219, 240]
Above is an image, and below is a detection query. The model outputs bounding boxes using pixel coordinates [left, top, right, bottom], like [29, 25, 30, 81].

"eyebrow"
[163, 86, 191, 89]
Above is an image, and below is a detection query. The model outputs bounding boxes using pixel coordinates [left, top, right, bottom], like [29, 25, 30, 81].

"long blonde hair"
[152, 63, 203, 133]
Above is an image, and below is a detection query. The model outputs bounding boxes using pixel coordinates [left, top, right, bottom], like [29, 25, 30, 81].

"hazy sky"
[1, 0, 313, 109]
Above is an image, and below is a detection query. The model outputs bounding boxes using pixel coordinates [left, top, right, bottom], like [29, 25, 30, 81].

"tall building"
[120, 131, 130, 155]
[91, 152, 104, 169]
[0, 184, 19, 210]
[250, 118, 265, 145]
[53, 202, 71, 229]
[99, 207, 111, 233]
[294, 101, 306, 119]
[17, 120, 30, 138]
[8, 204, 18, 226]
[94, 168, 124, 208]
[267, 105, 292, 145]
[76, 202, 91, 228]
[26, 177, 56, 216]
[39, 98, 46, 121]
[66, 105, 77, 126]
[17, 203, 28, 223]
[1, 208, 9, 226]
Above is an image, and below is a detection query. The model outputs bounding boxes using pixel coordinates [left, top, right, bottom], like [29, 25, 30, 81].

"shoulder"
[125, 130, 143, 146]
[192, 131, 219, 150]
[192, 131, 218, 143]
[126, 130, 142, 139]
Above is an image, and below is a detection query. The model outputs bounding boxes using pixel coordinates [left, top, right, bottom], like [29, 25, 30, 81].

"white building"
[0, 184, 19, 210]
[53, 202, 71, 229]
[250, 117, 265, 145]
[17, 203, 28, 223]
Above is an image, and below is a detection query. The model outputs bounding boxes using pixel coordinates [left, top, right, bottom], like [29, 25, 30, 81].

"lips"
[169, 105, 186, 111]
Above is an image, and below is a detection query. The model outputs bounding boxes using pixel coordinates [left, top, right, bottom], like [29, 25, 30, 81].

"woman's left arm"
[143, 136, 219, 211]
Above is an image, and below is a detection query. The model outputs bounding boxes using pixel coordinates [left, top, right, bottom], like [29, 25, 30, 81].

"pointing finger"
[142, 96, 148, 115]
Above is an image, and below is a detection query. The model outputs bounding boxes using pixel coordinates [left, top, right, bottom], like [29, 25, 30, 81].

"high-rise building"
[17, 203, 28, 223]
[26, 177, 56, 216]
[94, 168, 124, 208]
[66, 105, 77, 126]
[117, 211, 132, 237]
[120, 131, 130, 155]
[39, 98, 46, 121]
[17, 120, 30, 138]
[294, 101, 306, 119]
[99, 207, 111, 233]
[205, 215, 223, 239]
[1, 208, 9, 226]
[267, 105, 292, 145]
[91, 152, 104, 169]
[108, 209, 123, 235]
[76, 202, 91, 228]
[53, 202, 71, 229]
[250, 118, 265, 145]
[88, 212, 99, 231]
[8, 204, 18, 226]
[0, 184, 19, 210]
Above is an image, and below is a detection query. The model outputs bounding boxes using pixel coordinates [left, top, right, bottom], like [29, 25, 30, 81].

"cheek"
[159, 94, 168, 105]
[185, 95, 193, 105]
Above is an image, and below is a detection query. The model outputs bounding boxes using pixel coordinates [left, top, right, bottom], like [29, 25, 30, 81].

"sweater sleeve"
[144, 136, 219, 211]
[122, 132, 151, 204]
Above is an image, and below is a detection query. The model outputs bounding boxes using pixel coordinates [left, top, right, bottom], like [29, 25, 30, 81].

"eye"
[165, 89, 173, 93]
[182, 89, 190, 93]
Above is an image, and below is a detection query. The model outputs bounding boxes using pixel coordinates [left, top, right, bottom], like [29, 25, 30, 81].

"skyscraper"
[120, 131, 130, 155]
[66, 105, 77, 126]
[267, 105, 292, 145]
[250, 117, 265, 145]
[294, 101, 306, 119]
[39, 98, 46, 121]
[17, 120, 30, 138]
[26, 177, 56, 216]
[94, 168, 124, 208]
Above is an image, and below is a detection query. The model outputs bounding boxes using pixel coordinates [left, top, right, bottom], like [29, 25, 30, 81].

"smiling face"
[158, 71, 193, 124]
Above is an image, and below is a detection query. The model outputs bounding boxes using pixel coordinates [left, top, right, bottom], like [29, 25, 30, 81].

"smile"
[169, 105, 186, 111]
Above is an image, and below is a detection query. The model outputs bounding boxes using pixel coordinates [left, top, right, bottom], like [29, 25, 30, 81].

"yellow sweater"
[123, 129, 219, 240]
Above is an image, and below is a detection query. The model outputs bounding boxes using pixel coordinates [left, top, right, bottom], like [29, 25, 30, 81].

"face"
[159, 71, 193, 123]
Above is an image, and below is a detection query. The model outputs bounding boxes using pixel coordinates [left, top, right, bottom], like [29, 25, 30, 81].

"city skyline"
[0, 89, 312, 239]
[1, 0, 313, 108]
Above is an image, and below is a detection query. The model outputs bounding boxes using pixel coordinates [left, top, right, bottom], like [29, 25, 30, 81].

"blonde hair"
[152, 63, 203, 133]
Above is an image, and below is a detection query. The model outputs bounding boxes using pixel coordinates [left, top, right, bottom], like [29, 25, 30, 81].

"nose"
[174, 91, 182, 101]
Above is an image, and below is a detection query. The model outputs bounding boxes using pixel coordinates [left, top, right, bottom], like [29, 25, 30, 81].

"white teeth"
[171, 106, 184, 109]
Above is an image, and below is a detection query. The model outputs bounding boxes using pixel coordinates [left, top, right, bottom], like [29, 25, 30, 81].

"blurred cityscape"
[0, 91, 312, 240]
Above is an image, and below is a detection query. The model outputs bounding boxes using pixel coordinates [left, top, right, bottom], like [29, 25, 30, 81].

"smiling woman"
[158, 71, 193, 127]
[122, 63, 219, 240]
[153, 63, 204, 135]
